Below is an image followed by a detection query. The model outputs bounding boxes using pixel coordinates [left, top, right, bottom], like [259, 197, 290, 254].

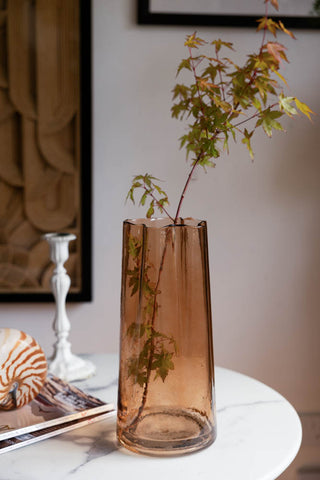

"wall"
[2, 1, 320, 476]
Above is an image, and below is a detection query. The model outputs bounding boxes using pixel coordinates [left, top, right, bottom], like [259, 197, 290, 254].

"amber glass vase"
[117, 218, 217, 456]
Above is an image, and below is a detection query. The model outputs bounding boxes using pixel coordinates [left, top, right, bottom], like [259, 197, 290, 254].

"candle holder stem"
[44, 233, 96, 382]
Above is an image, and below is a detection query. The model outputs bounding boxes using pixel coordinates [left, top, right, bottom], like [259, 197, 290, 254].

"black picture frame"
[75, 0, 92, 303]
[137, 0, 320, 29]
[0, 0, 92, 302]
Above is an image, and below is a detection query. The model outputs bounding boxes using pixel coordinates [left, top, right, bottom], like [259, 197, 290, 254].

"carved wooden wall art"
[0, 0, 91, 301]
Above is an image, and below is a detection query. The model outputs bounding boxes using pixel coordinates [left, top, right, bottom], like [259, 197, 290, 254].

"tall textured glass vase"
[117, 218, 217, 456]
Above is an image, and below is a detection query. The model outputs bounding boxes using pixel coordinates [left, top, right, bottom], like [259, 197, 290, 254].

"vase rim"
[123, 217, 207, 229]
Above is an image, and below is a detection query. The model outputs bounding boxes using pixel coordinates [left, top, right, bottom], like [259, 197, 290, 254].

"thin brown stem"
[216, 47, 226, 102]
[260, 1, 269, 52]
[174, 154, 201, 223]
[173, 48, 215, 224]
[189, 48, 209, 138]
[128, 230, 171, 429]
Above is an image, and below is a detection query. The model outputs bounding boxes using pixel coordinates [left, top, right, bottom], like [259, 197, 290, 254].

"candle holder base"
[49, 352, 96, 382]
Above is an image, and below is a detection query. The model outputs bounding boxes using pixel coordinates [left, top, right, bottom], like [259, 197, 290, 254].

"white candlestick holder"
[44, 233, 96, 382]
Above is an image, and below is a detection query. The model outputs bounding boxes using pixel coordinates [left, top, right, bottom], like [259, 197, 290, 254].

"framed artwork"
[138, 0, 320, 29]
[0, 0, 92, 301]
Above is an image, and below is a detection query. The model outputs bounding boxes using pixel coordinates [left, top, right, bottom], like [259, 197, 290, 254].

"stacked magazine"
[0, 374, 115, 454]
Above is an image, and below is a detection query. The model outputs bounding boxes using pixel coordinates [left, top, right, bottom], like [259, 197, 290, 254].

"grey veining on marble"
[0, 353, 301, 480]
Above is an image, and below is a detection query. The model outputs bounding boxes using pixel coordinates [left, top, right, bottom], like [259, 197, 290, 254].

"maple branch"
[215, 47, 226, 102]
[143, 186, 174, 222]
[189, 47, 209, 139]
[174, 154, 201, 223]
[260, 1, 270, 53]
[128, 230, 170, 428]
[232, 102, 278, 129]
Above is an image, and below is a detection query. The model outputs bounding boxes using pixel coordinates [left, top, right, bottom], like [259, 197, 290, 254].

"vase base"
[118, 407, 216, 456]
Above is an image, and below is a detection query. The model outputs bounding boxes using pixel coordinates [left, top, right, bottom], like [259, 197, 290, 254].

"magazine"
[0, 409, 115, 454]
[0, 374, 115, 448]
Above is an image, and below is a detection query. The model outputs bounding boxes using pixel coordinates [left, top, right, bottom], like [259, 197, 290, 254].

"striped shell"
[0, 328, 47, 410]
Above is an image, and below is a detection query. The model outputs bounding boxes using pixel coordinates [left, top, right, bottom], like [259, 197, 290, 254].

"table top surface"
[1, 353, 301, 480]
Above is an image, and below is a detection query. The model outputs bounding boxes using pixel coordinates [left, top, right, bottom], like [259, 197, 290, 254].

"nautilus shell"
[0, 328, 47, 410]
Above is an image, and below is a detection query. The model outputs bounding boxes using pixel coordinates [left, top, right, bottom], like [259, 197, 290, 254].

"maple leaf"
[271, 67, 288, 86]
[152, 352, 174, 382]
[198, 78, 219, 91]
[211, 39, 234, 52]
[256, 109, 284, 137]
[279, 94, 297, 117]
[184, 32, 206, 49]
[278, 20, 296, 39]
[256, 17, 279, 36]
[213, 96, 232, 112]
[294, 98, 315, 121]
[265, 0, 279, 11]
[241, 129, 254, 160]
[146, 201, 155, 218]
[267, 42, 287, 64]
[176, 58, 192, 76]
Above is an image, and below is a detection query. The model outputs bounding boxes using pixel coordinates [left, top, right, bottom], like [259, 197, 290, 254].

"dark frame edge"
[79, 0, 93, 302]
[137, 0, 320, 29]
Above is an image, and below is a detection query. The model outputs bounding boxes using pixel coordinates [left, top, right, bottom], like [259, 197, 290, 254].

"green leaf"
[140, 191, 148, 206]
[146, 202, 154, 218]
[176, 58, 192, 76]
[241, 128, 254, 160]
[171, 102, 188, 120]
[256, 109, 284, 137]
[128, 236, 141, 259]
[252, 97, 262, 111]
[201, 138, 220, 158]
[126, 174, 171, 219]
[152, 352, 175, 382]
[211, 39, 234, 52]
[127, 323, 145, 339]
[130, 280, 139, 296]
[144, 174, 151, 188]
[127, 356, 147, 386]
[201, 64, 218, 84]
[172, 84, 190, 100]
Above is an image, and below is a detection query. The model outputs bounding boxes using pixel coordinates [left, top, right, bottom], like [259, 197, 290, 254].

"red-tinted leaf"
[266, 42, 287, 64]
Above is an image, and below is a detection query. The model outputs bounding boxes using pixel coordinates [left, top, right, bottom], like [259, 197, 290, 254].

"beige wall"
[3, 1, 320, 476]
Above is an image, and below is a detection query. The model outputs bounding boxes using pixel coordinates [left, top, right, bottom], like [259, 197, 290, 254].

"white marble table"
[1, 354, 301, 480]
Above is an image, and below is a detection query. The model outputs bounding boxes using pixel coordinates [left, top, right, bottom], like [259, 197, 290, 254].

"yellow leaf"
[271, 67, 288, 86]
[266, 0, 279, 11]
[184, 32, 206, 49]
[257, 17, 279, 36]
[278, 20, 296, 39]
[198, 78, 219, 91]
[256, 17, 266, 32]
[294, 98, 315, 121]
